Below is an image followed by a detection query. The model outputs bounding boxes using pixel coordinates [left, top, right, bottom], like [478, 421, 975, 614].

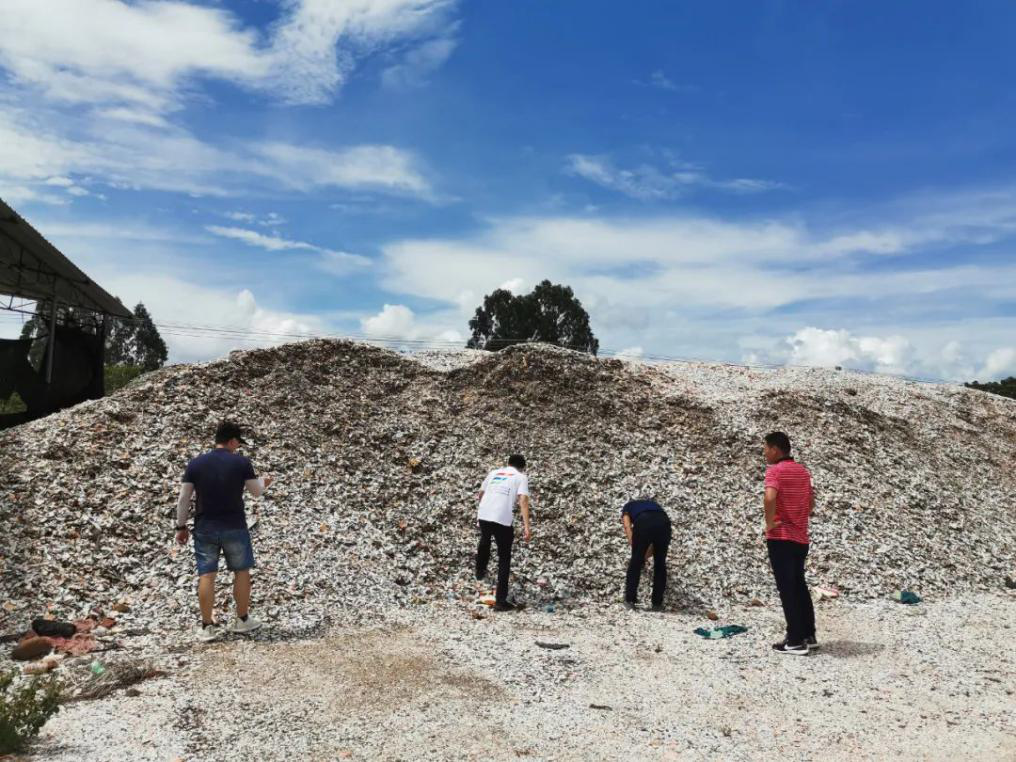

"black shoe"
[492, 601, 517, 612]
[650, 604, 664, 613]
[623, 601, 637, 611]
[772, 640, 809, 656]
[805, 636, 820, 650]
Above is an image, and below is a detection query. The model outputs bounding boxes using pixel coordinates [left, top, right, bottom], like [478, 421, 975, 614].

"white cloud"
[0, 0, 460, 112]
[381, 31, 459, 89]
[499, 278, 525, 294]
[361, 303, 417, 339]
[96, 274, 327, 364]
[0, 108, 435, 201]
[205, 225, 370, 274]
[375, 210, 1016, 379]
[980, 348, 1016, 379]
[785, 328, 913, 375]
[206, 225, 317, 253]
[649, 70, 678, 91]
[566, 153, 784, 199]
[248, 142, 432, 196]
[223, 211, 257, 224]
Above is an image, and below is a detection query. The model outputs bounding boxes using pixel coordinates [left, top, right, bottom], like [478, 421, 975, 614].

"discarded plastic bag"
[693, 625, 748, 639]
[892, 590, 921, 605]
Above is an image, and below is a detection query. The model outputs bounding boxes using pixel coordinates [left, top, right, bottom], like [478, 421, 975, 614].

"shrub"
[105, 364, 143, 394]
[0, 393, 26, 415]
[0, 670, 61, 754]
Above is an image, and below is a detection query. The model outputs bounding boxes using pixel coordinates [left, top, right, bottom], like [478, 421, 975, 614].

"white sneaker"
[228, 616, 263, 634]
[197, 623, 224, 642]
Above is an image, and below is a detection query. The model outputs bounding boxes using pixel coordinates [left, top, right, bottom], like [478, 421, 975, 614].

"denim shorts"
[193, 526, 256, 575]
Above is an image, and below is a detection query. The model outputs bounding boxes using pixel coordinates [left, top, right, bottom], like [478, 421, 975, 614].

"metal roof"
[0, 196, 131, 318]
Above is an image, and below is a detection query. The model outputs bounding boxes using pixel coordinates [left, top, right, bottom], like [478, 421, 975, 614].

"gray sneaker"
[805, 636, 820, 651]
[197, 623, 224, 642]
[228, 616, 263, 634]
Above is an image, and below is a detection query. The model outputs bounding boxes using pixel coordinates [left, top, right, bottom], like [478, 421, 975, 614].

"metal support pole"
[45, 295, 58, 384]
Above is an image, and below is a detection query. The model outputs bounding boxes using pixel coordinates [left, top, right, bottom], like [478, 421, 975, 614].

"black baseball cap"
[214, 420, 246, 445]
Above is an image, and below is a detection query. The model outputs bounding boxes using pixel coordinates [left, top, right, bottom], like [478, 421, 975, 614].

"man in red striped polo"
[763, 432, 817, 656]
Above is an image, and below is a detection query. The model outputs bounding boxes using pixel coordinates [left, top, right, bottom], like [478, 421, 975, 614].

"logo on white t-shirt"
[477, 466, 529, 527]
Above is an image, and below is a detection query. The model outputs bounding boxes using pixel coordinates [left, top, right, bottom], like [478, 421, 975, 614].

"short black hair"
[215, 420, 245, 445]
[764, 431, 791, 455]
[508, 454, 526, 470]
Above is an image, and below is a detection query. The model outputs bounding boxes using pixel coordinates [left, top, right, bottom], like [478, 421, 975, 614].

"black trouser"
[625, 512, 672, 606]
[767, 539, 816, 645]
[476, 520, 514, 603]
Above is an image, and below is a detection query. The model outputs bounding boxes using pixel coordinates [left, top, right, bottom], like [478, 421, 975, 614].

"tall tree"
[467, 280, 599, 355]
[131, 303, 168, 371]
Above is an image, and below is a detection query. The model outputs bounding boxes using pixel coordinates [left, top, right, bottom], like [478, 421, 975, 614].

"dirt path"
[28, 593, 1016, 761]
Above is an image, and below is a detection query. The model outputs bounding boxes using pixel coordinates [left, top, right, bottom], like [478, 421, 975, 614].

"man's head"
[508, 454, 526, 471]
[763, 432, 791, 464]
[215, 420, 246, 452]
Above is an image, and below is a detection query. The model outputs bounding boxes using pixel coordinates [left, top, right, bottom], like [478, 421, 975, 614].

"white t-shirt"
[477, 466, 530, 527]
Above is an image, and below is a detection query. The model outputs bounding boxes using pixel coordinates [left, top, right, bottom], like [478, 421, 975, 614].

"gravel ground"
[25, 591, 1016, 761]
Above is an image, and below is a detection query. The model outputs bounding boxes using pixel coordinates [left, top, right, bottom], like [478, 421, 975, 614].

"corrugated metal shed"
[0, 196, 131, 318]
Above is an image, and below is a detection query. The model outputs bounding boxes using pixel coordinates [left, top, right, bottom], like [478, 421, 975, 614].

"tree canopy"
[467, 280, 599, 355]
[965, 376, 1016, 400]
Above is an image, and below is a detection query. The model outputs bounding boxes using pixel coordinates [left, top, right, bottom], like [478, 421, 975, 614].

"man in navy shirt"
[621, 498, 672, 611]
[175, 421, 273, 641]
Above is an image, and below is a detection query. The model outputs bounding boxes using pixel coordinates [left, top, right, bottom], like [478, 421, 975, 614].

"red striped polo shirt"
[764, 458, 813, 544]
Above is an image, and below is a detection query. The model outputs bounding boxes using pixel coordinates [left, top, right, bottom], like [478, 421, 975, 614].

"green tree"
[467, 280, 599, 355]
[965, 376, 1016, 400]
[130, 303, 168, 371]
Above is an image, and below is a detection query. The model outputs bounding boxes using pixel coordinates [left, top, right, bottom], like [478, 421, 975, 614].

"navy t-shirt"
[182, 449, 256, 529]
[621, 499, 665, 522]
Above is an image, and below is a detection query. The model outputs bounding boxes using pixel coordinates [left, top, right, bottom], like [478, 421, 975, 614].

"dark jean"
[193, 525, 256, 576]
[625, 511, 672, 606]
[476, 519, 514, 604]
[767, 539, 816, 645]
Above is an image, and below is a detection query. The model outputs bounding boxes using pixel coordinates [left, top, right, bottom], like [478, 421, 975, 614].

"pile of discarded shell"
[2, 340, 1015, 640]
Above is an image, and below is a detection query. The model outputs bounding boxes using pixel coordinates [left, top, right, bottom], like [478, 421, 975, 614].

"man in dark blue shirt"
[175, 421, 272, 642]
[621, 498, 672, 611]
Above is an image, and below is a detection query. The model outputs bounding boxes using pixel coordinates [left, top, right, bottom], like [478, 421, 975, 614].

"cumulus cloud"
[785, 328, 913, 375]
[980, 347, 1016, 379]
[361, 303, 417, 339]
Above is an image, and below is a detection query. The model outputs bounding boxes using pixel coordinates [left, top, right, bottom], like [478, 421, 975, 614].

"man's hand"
[176, 527, 189, 545]
[263, 474, 274, 489]
[764, 517, 782, 532]
[523, 525, 532, 543]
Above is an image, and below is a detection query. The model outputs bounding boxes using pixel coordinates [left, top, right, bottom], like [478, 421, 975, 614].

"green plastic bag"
[892, 590, 921, 605]
[693, 625, 748, 639]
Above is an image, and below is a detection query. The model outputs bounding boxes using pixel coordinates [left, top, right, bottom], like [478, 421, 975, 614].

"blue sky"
[1, 0, 1015, 380]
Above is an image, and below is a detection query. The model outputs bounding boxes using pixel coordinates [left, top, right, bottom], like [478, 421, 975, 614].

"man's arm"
[764, 487, 781, 532]
[244, 474, 273, 497]
[175, 483, 194, 544]
[519, 494, 532, 542]
[622, 513, 633, 545]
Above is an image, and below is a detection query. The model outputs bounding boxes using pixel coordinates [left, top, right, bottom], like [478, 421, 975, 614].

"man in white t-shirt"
[476, 454, 532, 612]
